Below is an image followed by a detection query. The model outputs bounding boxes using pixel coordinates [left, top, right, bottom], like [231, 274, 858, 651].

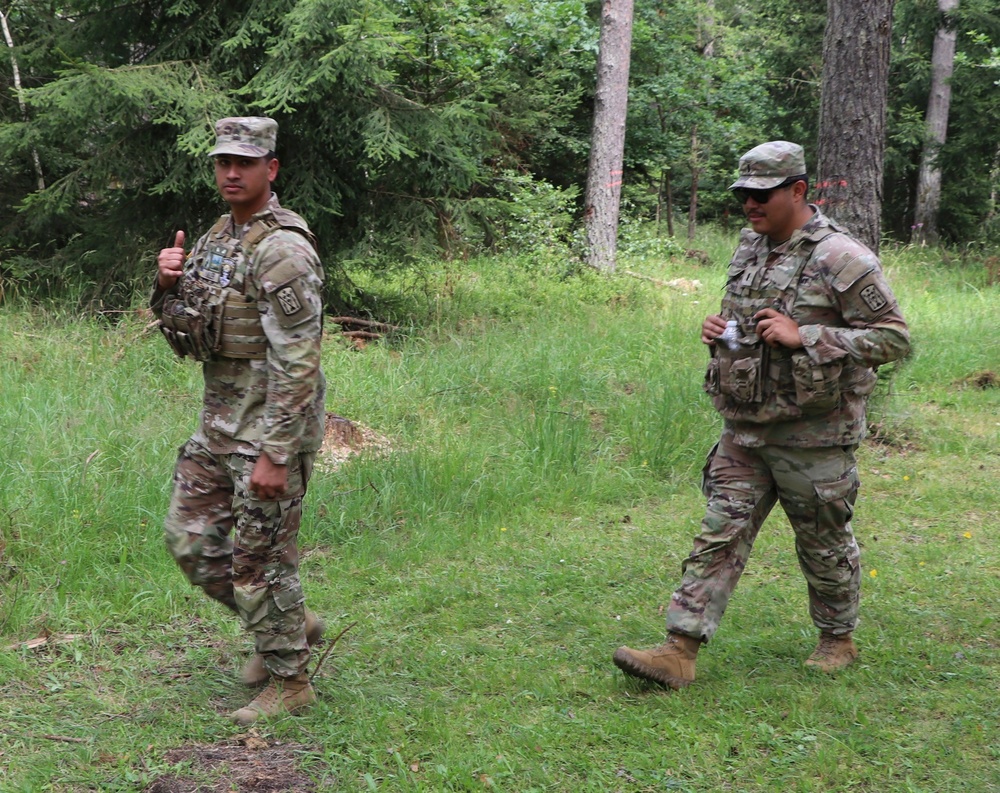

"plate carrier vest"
[704, 222, 872, 423]
[158, 208, 316, 362]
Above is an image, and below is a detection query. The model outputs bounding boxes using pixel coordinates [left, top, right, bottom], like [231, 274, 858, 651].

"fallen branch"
[342, 330, 382, 340]
[310, 621, 358, 681]
[622, 269, 668, 287]
[329, 481, 381, 499]
[329, 316, 400, 333]
[43, 735, 88, 744]
[7, 632, 86, 651]
[622, 270, 702, 292]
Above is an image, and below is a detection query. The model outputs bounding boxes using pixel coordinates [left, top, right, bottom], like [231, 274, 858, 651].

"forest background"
[3, 0, 1000, 309]
[1, 1, 999, 790]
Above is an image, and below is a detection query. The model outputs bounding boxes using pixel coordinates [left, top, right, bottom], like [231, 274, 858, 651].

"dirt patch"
[685, 248, 713, 267]
[316, 412, 394, 472]
[621, 269, 703, 293]
[954, 370, 998, 389]
[147, 737, 322, 792]
[865, 420, 920, 453]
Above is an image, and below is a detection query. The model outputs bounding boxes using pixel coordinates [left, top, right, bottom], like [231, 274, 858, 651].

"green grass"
[1, 231, 997, 791]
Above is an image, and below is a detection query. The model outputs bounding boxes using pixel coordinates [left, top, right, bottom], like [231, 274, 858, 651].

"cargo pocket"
[812, 467, 860, 526]
[814, 466, 859, 503]
[272, 575, 305, 612]
[792, 352, 842, 413]
[237, 583, 271, 629]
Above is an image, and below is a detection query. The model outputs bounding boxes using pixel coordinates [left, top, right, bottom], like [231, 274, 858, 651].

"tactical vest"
[158, 208, 316, 362]
[704, 223, 858, 423]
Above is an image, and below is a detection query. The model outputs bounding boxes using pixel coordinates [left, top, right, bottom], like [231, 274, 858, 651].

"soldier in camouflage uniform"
[614, 141, 910, 689]
[151, 117, 327, 725]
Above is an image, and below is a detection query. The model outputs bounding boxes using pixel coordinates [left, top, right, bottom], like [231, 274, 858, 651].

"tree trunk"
[688, 3, 713, 242]
[655, 169, 663, 229]
[584, 0, 635, 272]
[1, 5, 44, 191]
[815, 0, 894, 253]
[989, 144, 1000, 222]
[666, 168, 674, 238]
[687, 125, 699, 241]
[912, 0, 960, 246]
[700, 0, 716, 57]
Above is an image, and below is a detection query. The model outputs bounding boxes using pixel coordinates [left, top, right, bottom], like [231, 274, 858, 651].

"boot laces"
[250, 682, 281, 711]
[815, 633, 843, 658]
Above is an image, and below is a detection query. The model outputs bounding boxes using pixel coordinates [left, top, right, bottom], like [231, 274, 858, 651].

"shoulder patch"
[840, 268, 896, 320]
[275, 284, 304, 317]
[858, 282, 889, 314]
[264, 276, 316, 328]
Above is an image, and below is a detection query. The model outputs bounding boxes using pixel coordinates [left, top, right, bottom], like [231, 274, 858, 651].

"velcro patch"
[831, 254, 875, 291]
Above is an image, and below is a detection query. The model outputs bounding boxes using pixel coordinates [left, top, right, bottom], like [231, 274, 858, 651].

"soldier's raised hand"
[157, 230, 186, 289]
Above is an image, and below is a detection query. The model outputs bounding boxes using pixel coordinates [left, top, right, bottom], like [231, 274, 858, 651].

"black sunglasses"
[732, 175, 807, 205]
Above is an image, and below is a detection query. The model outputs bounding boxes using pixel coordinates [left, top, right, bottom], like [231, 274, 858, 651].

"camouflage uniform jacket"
[706, 207, 909, 447]
[151, 194, 326, 464]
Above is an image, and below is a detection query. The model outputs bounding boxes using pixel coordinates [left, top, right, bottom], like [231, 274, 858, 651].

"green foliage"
[4, 0, 1000, 307]
[624, 0, 774, 223]
[0, 238, 998, 790]
[0, 0, 599, 306]
[723, 0, 827, 147]
[886, 0, 1000, 244]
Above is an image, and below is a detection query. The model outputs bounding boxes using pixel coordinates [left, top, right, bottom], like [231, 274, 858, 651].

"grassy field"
[0, 230, 997, 792]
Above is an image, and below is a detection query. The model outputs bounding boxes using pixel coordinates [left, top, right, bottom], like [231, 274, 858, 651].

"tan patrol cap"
[208, 117, 277, 158]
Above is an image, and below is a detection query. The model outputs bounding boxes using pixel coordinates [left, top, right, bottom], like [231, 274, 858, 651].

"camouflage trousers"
[163, 439, 315, 678]
[667, 432, 861, 642]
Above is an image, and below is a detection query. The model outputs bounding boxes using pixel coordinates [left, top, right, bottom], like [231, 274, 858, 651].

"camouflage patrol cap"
[729, 141, 807, 190]
[208, 117, 277, 158]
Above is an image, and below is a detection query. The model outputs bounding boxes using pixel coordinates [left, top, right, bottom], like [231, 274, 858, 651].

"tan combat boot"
[242, 608, 325, 687]
[613, 633, 701, 689]
[804, 632, 858, 672]
[229, 673, 316, 726]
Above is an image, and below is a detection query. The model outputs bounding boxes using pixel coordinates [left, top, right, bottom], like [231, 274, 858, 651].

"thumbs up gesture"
[157, 230, 186, 290]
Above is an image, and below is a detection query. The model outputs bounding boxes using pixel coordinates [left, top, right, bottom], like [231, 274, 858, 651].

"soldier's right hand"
[157, 230, 186, 289]
[701, 314, 727, 345]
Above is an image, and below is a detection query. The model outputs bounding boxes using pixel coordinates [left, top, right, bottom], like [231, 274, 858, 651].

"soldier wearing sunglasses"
[614, 141, 910, 690]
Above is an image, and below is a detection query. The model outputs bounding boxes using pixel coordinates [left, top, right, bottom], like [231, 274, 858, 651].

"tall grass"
[0, 230, 997, 791]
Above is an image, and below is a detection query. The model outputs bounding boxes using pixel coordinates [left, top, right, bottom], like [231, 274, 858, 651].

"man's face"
[213, 154, 278, 215]
[738, 180, 805, 241]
